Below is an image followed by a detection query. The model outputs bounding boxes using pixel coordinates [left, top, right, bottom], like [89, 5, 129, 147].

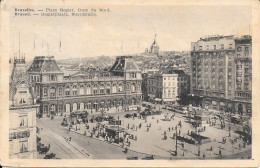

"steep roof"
[110, 56, 140, 73]
[27, 56, 62, 73]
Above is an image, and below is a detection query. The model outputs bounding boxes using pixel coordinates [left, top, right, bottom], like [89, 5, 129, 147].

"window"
[65, 86, 70, 96]
[79, 85, 84, 95]
[50, 88, 56, 98]
[221, 44, 224, 49]
[214, 45, 216, 50]
[86, 85, 91, 95]
[50, 104, 56, 112]
[118, 84, 123, 93]
[106, 84, 111, 94]
[112, 84, 117, 93]
[43, 88, 48, 96]
[131, 83, 136, 92]
[43, 106, 48, 113]
[137, 84, 141, 91]
[229, 44, 232, 49]
[72, 85, 77, 95]
[58, 87, 62, 96]
[19, 115, 28, 127]
[19, 98, 26, 104]
[131, 73, 136, 78]
[20, 140, 28, 153]
[237, 47, 242, 52]
[100, 85, 105, 94]
[49, 74, 56, 81]
[93, 85, 98, 94]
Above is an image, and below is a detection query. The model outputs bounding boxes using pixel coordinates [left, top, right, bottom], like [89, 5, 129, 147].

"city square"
[36, 102, 251, 159]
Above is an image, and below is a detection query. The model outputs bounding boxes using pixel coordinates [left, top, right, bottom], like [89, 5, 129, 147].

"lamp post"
[175, 125, 178, 156]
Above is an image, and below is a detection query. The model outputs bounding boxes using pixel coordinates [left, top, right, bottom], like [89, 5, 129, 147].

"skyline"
[10, 5, 252, 61]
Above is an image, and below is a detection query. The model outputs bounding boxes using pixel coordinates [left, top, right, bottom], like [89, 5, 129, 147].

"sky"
[9, 4, 252, 61]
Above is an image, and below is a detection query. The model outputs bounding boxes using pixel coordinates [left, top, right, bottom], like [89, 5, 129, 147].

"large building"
[9, 57, 39, 159]
[190, 35, 252, 115]
[145, 70, 190, 103]
[27, 56, 142, 117]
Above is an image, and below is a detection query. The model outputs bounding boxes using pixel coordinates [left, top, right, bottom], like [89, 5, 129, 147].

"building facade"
[27, 56, 142, 117]
[9, 57, 38, 159]
[146, 70, 190, 103]
[190, 35, 252, 115]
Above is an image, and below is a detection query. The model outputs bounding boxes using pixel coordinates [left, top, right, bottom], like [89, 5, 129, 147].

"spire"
[59, 32, 61, 52]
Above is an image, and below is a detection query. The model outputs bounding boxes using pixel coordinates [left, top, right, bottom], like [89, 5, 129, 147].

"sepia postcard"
[0, 0, 259, 167]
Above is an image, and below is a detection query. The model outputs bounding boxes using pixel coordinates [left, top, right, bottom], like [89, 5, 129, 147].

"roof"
[110, 56, 140, 73]
[27, 56, 62, 73]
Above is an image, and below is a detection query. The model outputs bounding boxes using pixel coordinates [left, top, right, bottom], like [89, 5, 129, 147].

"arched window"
[79, 85, 84, 95]
[50, 87, 56, 98]
[100, 85, 105, 94]
[106, 84, 111, 94]
[112, 84, 117, 93]
[58, 87, 63, 96]
[131, 83, 136, 92]
[86, 85, 91, 95]
[118, 84, 123, 93]
[65, 86, 70, 96]
[93, 85, 98, 95]
[72, 85, 77, 95]
[73, 103, 77, 111]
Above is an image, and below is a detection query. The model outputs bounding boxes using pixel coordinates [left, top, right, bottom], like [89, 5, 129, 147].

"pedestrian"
[210, 146, 213, 151]
[203, 153, 206, 159]
[147, 127, 149, 132]
[179, 129, 181, 135]
[128, 141, 131, 147]
[219, 148, 222, 157]
[168, 127, 171, 132]
[172, 127, 173, 130]
[204, 126, 206, 131]
[182, 143, 184, 148]
[69, 137, 71, 141]
[229, 132, 231, 137]
[188, 130, 190, 135]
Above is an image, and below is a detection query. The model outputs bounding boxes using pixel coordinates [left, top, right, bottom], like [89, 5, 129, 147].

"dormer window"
[131, 73, 136, 78]
[49, 74, 57, 81]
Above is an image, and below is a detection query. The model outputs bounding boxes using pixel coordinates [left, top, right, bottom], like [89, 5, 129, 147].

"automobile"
[44, 153, 56, 159]
[127, 156, 138, 160]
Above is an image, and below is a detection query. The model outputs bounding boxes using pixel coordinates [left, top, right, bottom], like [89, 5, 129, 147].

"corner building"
[9, 57, 38, 159]
[191, 35, 252, 115]
[27, 56, 142, 117]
